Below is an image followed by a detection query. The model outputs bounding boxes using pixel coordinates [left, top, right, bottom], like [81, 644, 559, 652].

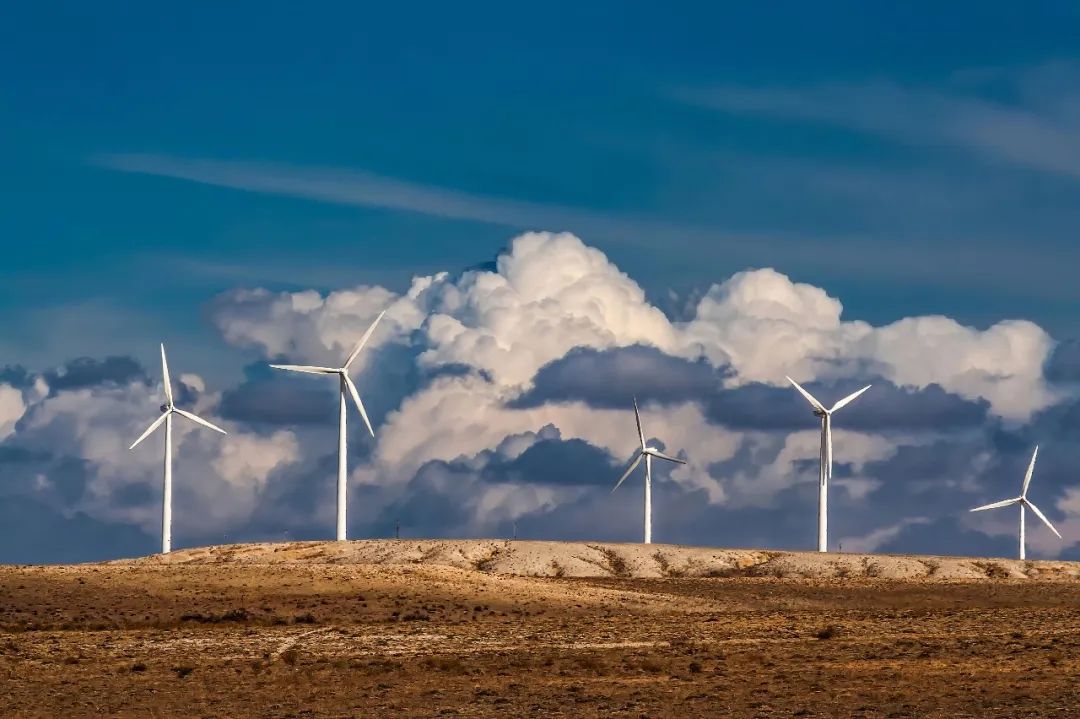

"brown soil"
[2, 540, 1079, 718]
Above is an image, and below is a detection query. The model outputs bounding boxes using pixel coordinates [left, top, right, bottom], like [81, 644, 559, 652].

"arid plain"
[2, 540, 1080, 718]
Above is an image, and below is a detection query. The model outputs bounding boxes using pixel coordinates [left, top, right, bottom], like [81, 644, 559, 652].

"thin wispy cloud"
[91, 152, 1079, 297]
[93, 153, 681, 240]
[677, 62, 1080, 180]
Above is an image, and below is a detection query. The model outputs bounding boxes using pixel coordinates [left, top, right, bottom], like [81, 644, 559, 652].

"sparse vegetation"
[180, 608, 249, 624]
[862, 559, 882, 577]
[653, 551, 686, 578]
[974, 561, 1010, 579]
[574, 654, 608, 673]
[815, 625, 841, 640]
[471, 548, 501, 573]
[593, 546, 630, 577]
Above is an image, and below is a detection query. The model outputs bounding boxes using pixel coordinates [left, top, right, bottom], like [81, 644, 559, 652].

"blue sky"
[5, 4, 1080, 562]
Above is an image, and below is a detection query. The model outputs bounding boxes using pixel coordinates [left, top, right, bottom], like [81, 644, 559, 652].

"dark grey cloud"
[1, 356, 147, 393]
[0, 496, 154, 564]
[0, 365, 31, 387]
[44, 356, 146, 393]
[514, 345, 989, 431]
[220, 375, 338, 426]
[823, 381, 990, 431]
[1045, 338, 1080, 383]
[480, 436, 617, 488]
[877, 517, 1017, 559]
[511, 344, 724, 410]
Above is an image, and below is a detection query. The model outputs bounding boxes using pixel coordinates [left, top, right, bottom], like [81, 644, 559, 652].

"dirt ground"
[2, 542, 1080, 718]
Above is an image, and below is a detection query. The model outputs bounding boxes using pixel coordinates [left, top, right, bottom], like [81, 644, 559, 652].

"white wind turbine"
[970, 445, 1061, 560]
[270, 311, 384, 541]
[786, 376, 871, 553]
[612, 398, 686, 544]
[130, 344, 227, 554]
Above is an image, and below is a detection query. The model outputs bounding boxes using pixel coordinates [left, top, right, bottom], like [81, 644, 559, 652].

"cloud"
[43, 356, 146, 393]
[512, 345, 723, 410]
[836, 517, 931, 553]
[0, 357, 301, 542]
[2, 231, 1077, 560]
[1045, 338, 1080, 383]
[0, 495, 154, 564]
[515, 345, 990, 431]
[684, 267, 1055, 420]
[678, 62, 1080, 180]
[0, 384, 26, 440]
[93, 154, 686, 244]
[210, 233, 1055, 419]
[219, 374, 337, 426]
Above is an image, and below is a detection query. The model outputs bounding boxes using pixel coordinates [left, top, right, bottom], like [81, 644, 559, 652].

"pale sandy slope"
[114, 539, 1080, 581]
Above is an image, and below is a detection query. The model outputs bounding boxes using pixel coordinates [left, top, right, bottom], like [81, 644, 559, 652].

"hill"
[121, 538, 1080, 581]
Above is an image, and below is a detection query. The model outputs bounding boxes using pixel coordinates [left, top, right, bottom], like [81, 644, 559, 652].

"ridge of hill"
[114, 539, 1080, 581]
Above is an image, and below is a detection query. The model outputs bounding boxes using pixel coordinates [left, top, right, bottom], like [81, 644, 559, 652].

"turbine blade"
[651, 450, 687, 465]
[1024, 500, 1062, 539]
[612, 452, 643, 493]
[343, 375, 374, 437]
[344, 310, 386, 369]
[269, 364, 339, 375]
[633, 397, 646, 450]
[160, 344, 173, 406]
[129, 412, 168, 450]
[969, 497, 1021, 512]
[1022, 445, 1039, 497]
[830, 384, 872, 413]
[173, 408, 227, 435]
[786, 376, 826, 413]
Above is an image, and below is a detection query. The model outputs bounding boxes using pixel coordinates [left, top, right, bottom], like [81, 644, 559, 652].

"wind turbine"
[612, 398, 686, 544]
[270, 311, 384, 541]
[970, 445, 1061, 560]
[786, 376, 871, 553]
[130, 344, 227, 554]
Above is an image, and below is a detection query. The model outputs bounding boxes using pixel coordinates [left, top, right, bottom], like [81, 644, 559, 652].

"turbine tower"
[612, 398, 686, 544]
[130, 344, 227, 554]
[970, 445, 1061, 560]
[270, 311, 384, 541]
[786, 376, 871, 553]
